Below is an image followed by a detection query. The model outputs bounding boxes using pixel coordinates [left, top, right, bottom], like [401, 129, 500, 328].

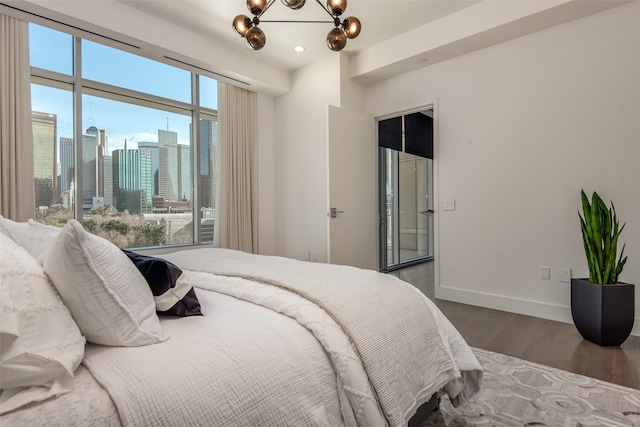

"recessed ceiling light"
[418, 58, 428, 64]
[294, 46, 305, 53]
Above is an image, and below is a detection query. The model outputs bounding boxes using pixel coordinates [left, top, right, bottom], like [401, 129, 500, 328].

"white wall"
[273, 52, 370, 263]
[339, 55, 366, 114]
[365, 3, 640, 329]
[274, 53, 341, 261]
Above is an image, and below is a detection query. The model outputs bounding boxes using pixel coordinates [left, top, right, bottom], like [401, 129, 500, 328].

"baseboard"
[437, 286, 640, 337]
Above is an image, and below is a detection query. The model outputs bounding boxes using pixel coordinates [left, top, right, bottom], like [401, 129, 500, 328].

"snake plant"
[578, 190, 627, 284]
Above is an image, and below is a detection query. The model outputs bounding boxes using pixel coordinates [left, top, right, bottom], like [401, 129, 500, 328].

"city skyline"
[29, 22, 218, 162]
[31, 84, 194, 160]
[32, 113, 218, 212]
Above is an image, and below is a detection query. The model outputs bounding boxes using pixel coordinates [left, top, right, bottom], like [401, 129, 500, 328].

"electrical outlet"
[560, 268, 572, 283]
[540, 266, 551, 280]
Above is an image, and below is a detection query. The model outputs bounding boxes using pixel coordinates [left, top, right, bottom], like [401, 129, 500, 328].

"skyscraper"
[138, 141, 159, 196]
[113, 148, 152, 214]
[99, 155, 113, 207]
[82, 133, 97, 210]
[59, 137, 74, 197]
[87, 126, 112, 207]
[139, 150, 153, 213]
[32, 111, 57, 207]
[158, 129, 178, 201]
[86, 126, 108, 156]
[177, 144, 191, 201]
[198, 119, 218, 209]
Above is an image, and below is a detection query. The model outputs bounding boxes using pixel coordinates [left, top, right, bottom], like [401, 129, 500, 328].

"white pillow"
[0, 233, 85, 415]
[0, 216, 28, 243]
[23, 219, 62, 264]
[0, 216, 61, 265]
[44, 220, 168, 347]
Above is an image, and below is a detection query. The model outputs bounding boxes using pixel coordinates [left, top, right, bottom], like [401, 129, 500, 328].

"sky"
[29, 23, 218, 157]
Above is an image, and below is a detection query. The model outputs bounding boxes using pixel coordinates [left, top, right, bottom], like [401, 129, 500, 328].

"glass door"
[378, 110, 434, 271]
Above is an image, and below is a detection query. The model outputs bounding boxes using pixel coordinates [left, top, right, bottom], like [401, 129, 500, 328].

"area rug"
[422, 347, 640, 426]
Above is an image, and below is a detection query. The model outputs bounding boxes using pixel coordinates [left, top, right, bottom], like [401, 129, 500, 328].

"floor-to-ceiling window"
[28, 22, 218, 248]
[379, 109, 434, 270]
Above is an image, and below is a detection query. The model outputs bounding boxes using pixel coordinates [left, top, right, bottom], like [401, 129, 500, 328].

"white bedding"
[0, 366, 119, 427]
[83, 289, 345, 427]
[162, 249, 482, 426]
[9, 248, 482, 427]
[181, 271, 388, 426]
[80, 248, 482, 426]
[3, 286, 348, 427]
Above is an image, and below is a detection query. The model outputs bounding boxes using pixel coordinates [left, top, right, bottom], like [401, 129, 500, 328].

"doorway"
[378, 109, 434, 272]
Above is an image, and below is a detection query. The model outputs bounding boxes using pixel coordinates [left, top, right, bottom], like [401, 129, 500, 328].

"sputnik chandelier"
[233, 0, 361, 52]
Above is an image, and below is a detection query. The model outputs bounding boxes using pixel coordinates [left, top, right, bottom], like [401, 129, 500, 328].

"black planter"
[570, 278, 635, 346]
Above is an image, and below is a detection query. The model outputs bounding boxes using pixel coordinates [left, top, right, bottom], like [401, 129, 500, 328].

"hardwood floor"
[388, 260, 435, 301]
[390, 261, 640, 390]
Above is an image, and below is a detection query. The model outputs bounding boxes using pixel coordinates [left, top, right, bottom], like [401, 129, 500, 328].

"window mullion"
[82, 79, 194, 116]
[31, 68, 75, 88]
[73, 35, 83, 222]
[192, 73, 201, 244]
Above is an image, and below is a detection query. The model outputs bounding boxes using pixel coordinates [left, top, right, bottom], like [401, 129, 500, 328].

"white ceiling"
[113, 0, 631, 89]
[6, 0, 632, 96]
[117, 0, 483, 72]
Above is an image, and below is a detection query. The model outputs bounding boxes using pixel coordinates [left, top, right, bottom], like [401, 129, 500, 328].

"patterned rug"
[422, 347, 640, 426]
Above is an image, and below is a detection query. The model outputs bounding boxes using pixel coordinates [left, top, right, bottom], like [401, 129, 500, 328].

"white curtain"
[215, 83, 259, 253]
[0, 13, 34, 221]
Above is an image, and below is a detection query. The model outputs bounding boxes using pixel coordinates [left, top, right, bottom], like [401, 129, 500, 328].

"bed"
[0, 217, 482, 426]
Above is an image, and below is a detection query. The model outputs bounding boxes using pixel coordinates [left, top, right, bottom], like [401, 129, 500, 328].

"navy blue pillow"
[122, 250, 202, 317]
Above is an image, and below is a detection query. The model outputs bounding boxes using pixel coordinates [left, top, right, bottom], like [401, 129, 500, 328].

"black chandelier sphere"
[233, 0, 361, 52]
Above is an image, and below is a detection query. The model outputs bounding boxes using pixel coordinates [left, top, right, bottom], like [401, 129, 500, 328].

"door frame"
[375, 101, 440, 294]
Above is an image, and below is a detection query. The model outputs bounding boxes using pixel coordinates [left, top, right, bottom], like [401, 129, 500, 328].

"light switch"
[540, 266, 551, 280]
[442, 199, 456, 211]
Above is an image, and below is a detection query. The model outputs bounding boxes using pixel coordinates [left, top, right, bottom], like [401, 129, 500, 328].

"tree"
[83, 218, 98, 233]
[133, 224, 167, 246]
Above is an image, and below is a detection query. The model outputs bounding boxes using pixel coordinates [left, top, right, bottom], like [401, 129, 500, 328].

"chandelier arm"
[260, 20, 334, 23]
[258, 0, 277, 18]
[314, 0, 335, 19]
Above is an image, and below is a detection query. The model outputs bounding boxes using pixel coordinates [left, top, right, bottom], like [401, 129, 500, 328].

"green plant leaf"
[614, 244, 627, 283]
[593, 193, 607, 276]
[578, 190, 627, 284]
[581, 190, 592, 238]
[602, 200, 613, 280]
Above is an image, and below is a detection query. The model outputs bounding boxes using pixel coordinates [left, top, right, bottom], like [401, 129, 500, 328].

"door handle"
[329, 207, 345, 218]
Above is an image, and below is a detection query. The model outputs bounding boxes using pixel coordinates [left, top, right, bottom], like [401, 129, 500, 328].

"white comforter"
[83, 249, 482, 427]
[83, 288, 345, 426]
